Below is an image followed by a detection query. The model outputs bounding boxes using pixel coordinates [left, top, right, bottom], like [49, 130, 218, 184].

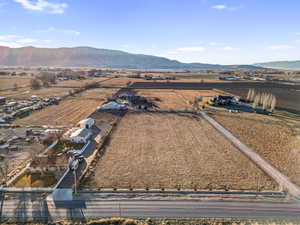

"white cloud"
[0, 35, 22, 41]
[223, 46, 240, 51]
[0, 41, 22, 48]
[209, 42, 224, 46]
[16, 38, 37, 44]
[211, 4, 242, 11]
[267, 45, 293, 50]
[212, 4, 226, 9]
[296, 32, 300, 35]
[37, 27, 80, 35]
[13, 0, 68, 14]
[296, 40, 300, 43]
[0, 34, 51, 47]
[176, 47, 206, 52]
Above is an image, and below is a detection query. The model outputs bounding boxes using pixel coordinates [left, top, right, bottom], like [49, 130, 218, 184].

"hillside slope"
[0, 46, 262, 70]
[255, 60, 300, 70]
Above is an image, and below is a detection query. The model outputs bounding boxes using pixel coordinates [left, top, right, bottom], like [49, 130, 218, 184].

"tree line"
[246, 88, 277, 112]
[30, 72, 57, 90]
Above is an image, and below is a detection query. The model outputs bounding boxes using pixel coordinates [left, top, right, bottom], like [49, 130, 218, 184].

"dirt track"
[201, 111, 300, 198]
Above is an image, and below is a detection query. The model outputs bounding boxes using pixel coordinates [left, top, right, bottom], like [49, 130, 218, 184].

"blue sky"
[0, 0, 300, 64]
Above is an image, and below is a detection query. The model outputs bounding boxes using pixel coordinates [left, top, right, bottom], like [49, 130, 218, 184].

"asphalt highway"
[1, 195, 300, 220]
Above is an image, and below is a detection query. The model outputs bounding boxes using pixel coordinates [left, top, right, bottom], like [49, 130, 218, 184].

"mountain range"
[254, 60, 300, 70]
[0, 46, 263, 70]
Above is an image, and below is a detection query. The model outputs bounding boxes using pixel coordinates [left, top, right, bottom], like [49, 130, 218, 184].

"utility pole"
[73, 170, 77, 196]
[119, 202, 122, 217]
[68, 156, 79, 196]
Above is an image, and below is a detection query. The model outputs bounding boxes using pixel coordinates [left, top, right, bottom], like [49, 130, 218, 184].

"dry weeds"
[212, 114, 300, 186]
[89, 113, 276, 191]
[138, 89, 220, 110]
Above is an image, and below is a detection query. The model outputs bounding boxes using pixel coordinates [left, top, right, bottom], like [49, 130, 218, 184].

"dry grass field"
[174, 90, 222, 103]
[54, 77, 108, 87]
[100, 77, 141, 86]
[85, 112, 276, 191]
[0, 76, 32, 97]
[14, 88, 119, 127]
[137, 89, 220, 110]
[0, 77, 108, 99]
[0, 76, 31, 89]
[211, 114, 300, 186]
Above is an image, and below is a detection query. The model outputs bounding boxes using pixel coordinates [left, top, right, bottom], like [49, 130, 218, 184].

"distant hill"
[0, 46, 262, 70]
[255, 60, 300, 70]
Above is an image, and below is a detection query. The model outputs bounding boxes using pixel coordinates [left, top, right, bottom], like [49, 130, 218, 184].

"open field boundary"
[199, 111, 300, 199]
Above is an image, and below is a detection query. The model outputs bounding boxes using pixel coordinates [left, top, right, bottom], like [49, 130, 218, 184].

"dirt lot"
[84, 112, 276, 191]
[137, 89, 221, 110]
[211, 114, 300, 186]
[14, 88, 119, 127]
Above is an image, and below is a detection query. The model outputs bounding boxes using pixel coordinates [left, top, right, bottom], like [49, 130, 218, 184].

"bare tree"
[68, 89, 74, 96]
[246, 89, 251, 101]
[38, 72, 57, 84]
[30, 78, 42, 90]
[249, 89, 255, 102]
[28, 143, 44, 161]
[265, 93, 272, 109]
[284, 71, 296, 81]
[0, 160, 10, 185]
[262, 93, 269, 110]
[270, 95, 277, 112]
[13, 83, 18, 91]
[253, 94, 260, 109]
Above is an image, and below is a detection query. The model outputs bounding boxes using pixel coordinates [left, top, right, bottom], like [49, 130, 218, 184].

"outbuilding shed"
[70, 128, 92, 143]
[78, 118, 95, 129]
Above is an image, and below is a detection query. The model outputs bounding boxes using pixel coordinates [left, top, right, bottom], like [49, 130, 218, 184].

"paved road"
[200, 111, 300, 199]
[1, 194, 300, 220]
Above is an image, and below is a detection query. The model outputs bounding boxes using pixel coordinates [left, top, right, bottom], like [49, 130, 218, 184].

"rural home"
[209, 95, 239, 106]
[99, 101, 127, 111]
[78, 118, 95, 129]
[70, 128, 92, 143]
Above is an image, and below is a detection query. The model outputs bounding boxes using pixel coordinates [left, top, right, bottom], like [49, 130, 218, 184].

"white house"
[70, 128, 92, 143]
[78, 118, 95, 129]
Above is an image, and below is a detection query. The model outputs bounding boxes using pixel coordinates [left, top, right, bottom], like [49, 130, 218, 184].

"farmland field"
[211, 114, 300, 186]
[54, 77, 108, 87]
[0, 77, 110, 99]
[100, 77, 142, 86]
[83, 112, 277, 191]
[137, 89, 223, 110]
[131, 81, 300, 114]
[0, 76, 31, 90]
[14, 88, 119, 127]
